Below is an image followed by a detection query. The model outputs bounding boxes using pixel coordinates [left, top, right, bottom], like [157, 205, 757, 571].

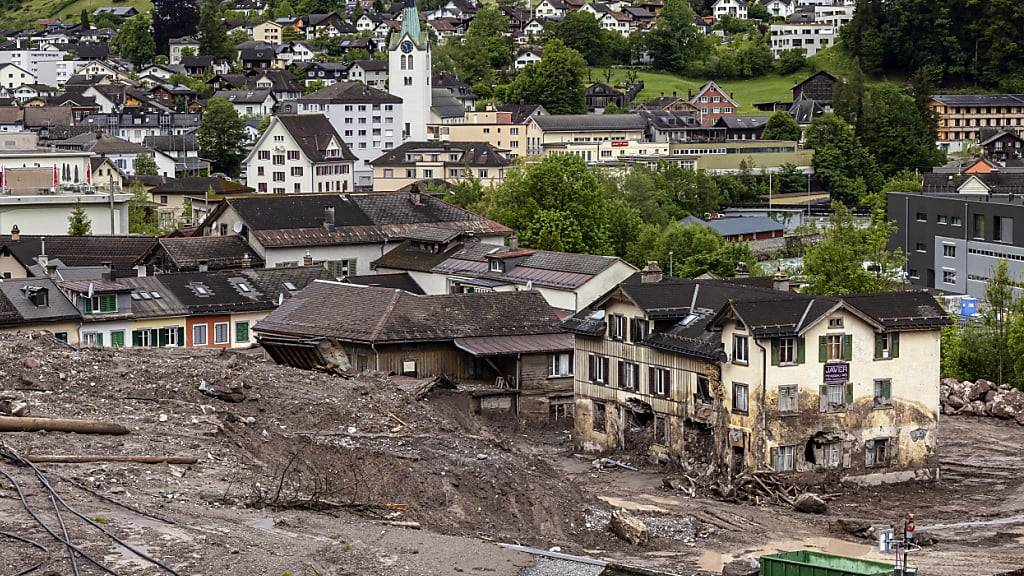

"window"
[973, 213, 985, 239]
[651, 367, 670, 396]
[83, 294, 117, 314]
[291, 167, 303, 176]
[951, 216, 962, 227]
[592, 400, 607, 432]
[915, 242, 927, 252]
[629, 317, 647, 342]
[937, 215, 948, 224]
[694, 375, 712, 402]
[489, 259, 503, 273]
[588, 354, 609, 384]
[732, 334, 748, 364]
[549, 352, 573, 377]
[110, 330, 125, 348]
[608, 314, 626, 341]
[192, 324, 208, 346]
[865, 438, 890, 467]
[325, 259, 356, 278]
[943, 244, 956, 258]
[915, 212, 927, 222]
[273, 154, 285, 165]
[943, 269, 957, 284]
[772, 445, 795, 472]
[235, 321, 250, 343]
[826, 334, 844, 361]
[822, 441, 841, 468]
[53, 332, 68, 343]
[213, 322, 229, 344]
[83, 332, 102, 347]
[995, 216, 1013, 242]
[287, 150, 300, 160]
[732, 382, 749, 414]
[823, 382, 845, 408]
[778, 384, 797, 413]
[874, 332, 899, 359]
[776, 337, 797, 364]
[874, 378, 892, 407]
[618, 361, 639, 390]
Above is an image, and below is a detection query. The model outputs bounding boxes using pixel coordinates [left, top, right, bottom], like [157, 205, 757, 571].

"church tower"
[389, 0, 431, 142]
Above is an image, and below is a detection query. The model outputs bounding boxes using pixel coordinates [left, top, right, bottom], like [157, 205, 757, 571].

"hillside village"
[0, 0, 1023, 574]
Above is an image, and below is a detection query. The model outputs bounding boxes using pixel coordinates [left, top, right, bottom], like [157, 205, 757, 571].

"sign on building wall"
[823, 362, 849, 383]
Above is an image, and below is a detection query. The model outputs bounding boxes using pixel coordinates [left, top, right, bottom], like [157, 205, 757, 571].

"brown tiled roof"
[275, 114, 357, 162]
[152, 236, 264, 270]
[255, 281, 562, 343]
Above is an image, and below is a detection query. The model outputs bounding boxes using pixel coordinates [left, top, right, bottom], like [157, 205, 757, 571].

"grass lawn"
[8, 0, 152, 24]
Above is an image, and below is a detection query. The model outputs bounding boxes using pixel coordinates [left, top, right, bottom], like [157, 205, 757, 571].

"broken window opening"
[653, 414, 668, 446]
[592, 400, 607, 433]
[695, 375, 712, 402]
[866, 437, 890, 467]
[623, 399, 654, 450]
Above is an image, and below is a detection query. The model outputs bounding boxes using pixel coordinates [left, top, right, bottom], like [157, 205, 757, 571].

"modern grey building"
[888, 190, 1024, 300]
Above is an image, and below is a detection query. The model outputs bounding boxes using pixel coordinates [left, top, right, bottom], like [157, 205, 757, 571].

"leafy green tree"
[129, 180, 163, 235]
[805, 114, 883, 205]
[198, 0, 232, 60]
[802, 202, 904, 295]
[484, 154, 612, 254]
[859, 84, 944, 178]
[775, 48, 806, 74]
[111, 13, 156, 67]
[134, 153, 159, 176]
[986, 259, 1014, 386]
[545, 11, 627, 66]
[761, 111, 802, 141]
[154, 0, 199, 55]
[505, 39, 587, 114]
[882, 170, 923, 193]
[304, 79, 326, 95]
[646, 0, 708, 74]
[198, 97, 247, 176]
[80, 8, 89, 30]
[272, 0, 296, 18]
[832, 58, 865, 131]
[747, 1, 770, 20]
[625, 221, 759, 278]
[67, 201, 92, 236]
[776, 163, 807, 194]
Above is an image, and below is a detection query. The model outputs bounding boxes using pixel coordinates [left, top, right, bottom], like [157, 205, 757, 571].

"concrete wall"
[0, 194, 130, 236]
[0, 320, 80, 345]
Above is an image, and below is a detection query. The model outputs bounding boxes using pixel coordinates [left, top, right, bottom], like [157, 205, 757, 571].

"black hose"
[0, 530, 49, 576]
[50, 492, 81, 576]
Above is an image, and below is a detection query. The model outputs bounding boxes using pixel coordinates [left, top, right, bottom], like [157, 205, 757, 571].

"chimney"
[198, 260, 209, 273]
[409, 187, 422, 206]
[303, 250, 313, 266]
[508, 234, 518, 250]
[136, 265, 147, 277]
[323, 206, 336, 232]
[242, 253, 251, 268]
[36, 237, 47, 269]
[735, 262, 749, 278]
[10, 224, 19, 241]
[772, 268, 790, 292]
[640, 261, 663, 284]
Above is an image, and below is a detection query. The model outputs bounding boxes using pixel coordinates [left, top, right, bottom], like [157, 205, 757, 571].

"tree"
[272, 0, 296, 18]
[153, 0, 199, 55]
[80, 8, 89, 30]
[352, 0, 364, 22]
[775, 48, 805, 74]
[646, 0, 708, 74]
[801, 202, 904, 295]
[198, 0, 231, 60]
[134, 153, 159, 176]
[545, 11, 627, 66]
[859, 84, 944, 178]
[805, 114, 883, 205]
[505, 39, 587, 114]
[110, 13, 156, 67]
[484, 154, 613, 255]
[198, 97, 247, 176]
[986, 259, 1014, 386]
[747, 1, 770, 20]
[624, 221, 759, 278]
[67, 201, 92, 236]
[882, 170, 923, 194]
[129, 180, 163, 235]
[762, 111, 802, 141]
[833, 58, 865, 132]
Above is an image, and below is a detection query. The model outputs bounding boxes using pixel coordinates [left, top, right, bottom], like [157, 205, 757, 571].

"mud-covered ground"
[1, 332, 1022, 575]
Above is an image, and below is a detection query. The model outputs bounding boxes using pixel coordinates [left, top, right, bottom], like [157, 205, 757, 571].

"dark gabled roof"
[980, 129, 1024, 147]
[713, 115, 769, 130]
[252, 69, 304, 93]
[922, 172, 1024, 194]
[156, 266, 331, 314]
[495, 103, 546, 124]
[680, 215, 784, 237]
[149, 236, 264, 271]
[841, 292, 951, 331]
[371, 141, 510, 167]
[118, 276, 188, 318]
[297, 80, 401, 104]
[429, 243, 627, 290]
[239, 48, 276, 61]
[180, 55, 216, 68]
[793, 70, 836, 90]
[218, 193, 510, 248]
[72, 42, 109, 59]
[373, 239, 467, 272]
[345, 272, 425, 294]
[931, 94, 1024, 107]
[214, 89, 274, 104]
[532, 113, 647, 132]
[0, 235, 157, 272]
[275, 114, 357, 162]
[143, 134, 199, 153]
[0, 278, 80, 327]
[640, 109, 701, 130]
[789, 94, 824, 124]
[23, 106, 73, 128]
[351, 59, 388, 72]
[586, 82, 623, 97]
[87, 134, 150, 155]
[149, 176, 253, 195]
[431, 88, 465, 118]
[254, 281, 563, 343]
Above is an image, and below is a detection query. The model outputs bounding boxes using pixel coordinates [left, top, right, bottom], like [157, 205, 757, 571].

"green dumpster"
[760, 551, 901, 576]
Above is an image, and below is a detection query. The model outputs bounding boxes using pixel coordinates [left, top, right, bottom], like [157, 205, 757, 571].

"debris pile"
[663, 470, 802, 507]
[941, 377, 1024, 424]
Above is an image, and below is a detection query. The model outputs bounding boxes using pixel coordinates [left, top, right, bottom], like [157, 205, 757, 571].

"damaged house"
[255, 281, 575, 421]
[565, 264, 949, 484]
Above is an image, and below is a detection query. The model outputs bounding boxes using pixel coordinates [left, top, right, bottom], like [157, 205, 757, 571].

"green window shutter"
[149, 329, 158, 347]
[99, 294, 116, 312]
[177, 326, 185, 346]
[882, 380, 892, 399]
[132, 330, 142, 347]
[819, 384, 828, 411]
[796, 337, 805, 364]
[158, 328, 169, 347]
[110, 331, 124, 348]
[236, 321, 249, 343]
[83, 297, 93, 314]
[95, 332, 104, 347]
[874, 334, 883, 359]
[845, 382, 854, 405]
[843, 334, 853, 361]
[891, 333, 900, 358]
[771, 339, 780, 365]
[818, 335, 827, 362]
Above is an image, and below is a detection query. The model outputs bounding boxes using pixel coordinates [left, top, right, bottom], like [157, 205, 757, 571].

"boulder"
[831, 517, 873, 538]
[941, 377, 961, 390]
[722, 557, 760, 576]
[609, 508, 649, 546]
[794, 492, 828, 514]
[967, 379, 995, 402]
[990, 389, 1024, 420]
[1016, 411, 1024, 426]
[945, 394, 965, 410]
[970, 400, 988, 416]
[984, 389, 999, 404]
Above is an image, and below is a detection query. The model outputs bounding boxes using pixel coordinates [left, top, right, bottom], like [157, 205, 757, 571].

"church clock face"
[400, 40, 414, 53]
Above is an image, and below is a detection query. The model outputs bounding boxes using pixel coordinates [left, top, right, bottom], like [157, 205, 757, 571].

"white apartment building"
[0, 43, 67, 79]
[769, 23, 836, 58]
[36, 59, 84, 87]
[243, 114, 356, 194]
[292, 81, 402, 189]
[712, 0, 748, 20]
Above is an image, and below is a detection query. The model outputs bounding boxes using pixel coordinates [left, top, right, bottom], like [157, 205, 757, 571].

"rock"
[609, 508, 649, 546]
[21, 357, 40, 369]
[968, 379, 995, 402]
[984, 389, 999, 403]
[794, 492, 828, 514]
[1015, 412, 1024, 426]
[198, 381, 245, 403]
[0, 398, 29, 416]
[476, 453, 488, 460]
[722, 557, 759, 576]
[945, 394, 965, 410]
[970, 400, 989, 416]
[999, 383, 1013, 391]
[832, 517, 873, 538]
[990, 388, 1024, 420]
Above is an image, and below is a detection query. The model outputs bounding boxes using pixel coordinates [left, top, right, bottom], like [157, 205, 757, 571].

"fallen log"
[0, 416, 128, 435]
[24, 455, 197, 465]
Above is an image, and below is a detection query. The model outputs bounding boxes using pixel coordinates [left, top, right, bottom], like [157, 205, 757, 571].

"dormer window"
[283, 281, 297, 291]
[237, 282, 251, 293]
[489, 260, 503, 273]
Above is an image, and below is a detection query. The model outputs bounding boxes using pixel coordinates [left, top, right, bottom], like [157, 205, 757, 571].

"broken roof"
[147, 236, 264, 271]
[255, 281, 563, 344]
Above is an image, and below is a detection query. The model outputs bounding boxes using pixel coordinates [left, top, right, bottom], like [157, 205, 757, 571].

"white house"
[534, 0, 565, 19]
[514, 48, 543, 70]
[213, 89, 277, 117]
[292, 81, 402, 188]
[0, 63, 34, 90]
[712, 0, 748, 19]
[769, 23, 837, 58]
[347, 60, 388, 90]
[243, 114, 356, 194]
[0, 42, 67, 80]
[764, 0, 795, 18]
[169, 36, 200, 65]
